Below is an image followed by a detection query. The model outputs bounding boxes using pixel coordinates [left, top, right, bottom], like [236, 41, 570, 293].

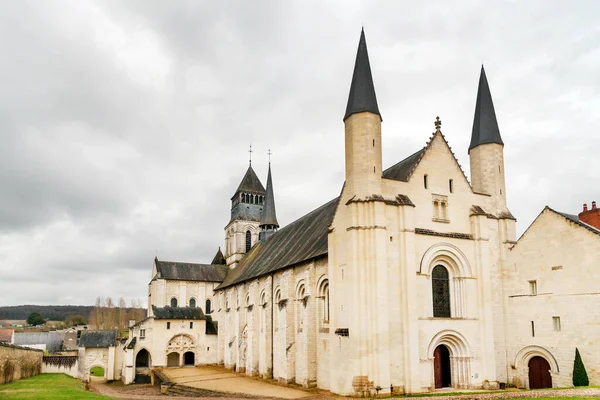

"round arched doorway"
[167, 352, 179, 367]
[184, 351, 195, 366]
[529, 356, 552, 389]
[434, 344, 451, 388]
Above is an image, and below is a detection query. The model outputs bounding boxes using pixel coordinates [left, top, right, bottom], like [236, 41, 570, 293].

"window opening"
[424, 174, 428, 189]
[189, 298, 196, 308]
[190, 322, 194, 329]
[432, 265, 451, 318]
[167, 322, 171, 330]
[171, 298, 178, 308]
[449, 179, 453, 193]
[245, 230, 252, 252]
[529, 280, 537, 295]
[205, 299, 211, 314]
[140, 329, 145, 338]
[553, 316, 561, 332]
[531, 321, 535, 337]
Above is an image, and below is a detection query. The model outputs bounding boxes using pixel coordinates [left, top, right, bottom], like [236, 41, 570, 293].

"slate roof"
[260, 164, 279, 227]
[343, 28, 381, 122]
[232, 165, 266, 199]
[13, 331, 64, 353]
[0, 329, 13, 343]
[155, 259, 228, 282]
[217, 197, 340, 290]
[469, 65, 503, 151]
[552, 208, 600, 236]
[382, 149, 425, 182]
[152, 306, 206, 320]
[211, 248, 226, 265]
[79, 330, 117, 348]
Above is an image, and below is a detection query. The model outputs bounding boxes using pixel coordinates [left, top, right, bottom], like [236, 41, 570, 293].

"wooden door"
[434, 345, 451, 388]
[529, 356, 552, 389]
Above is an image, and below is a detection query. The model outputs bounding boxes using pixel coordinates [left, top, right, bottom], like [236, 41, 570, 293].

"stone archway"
[184, 351, 195, 366]
[135, 349, 151, 369]
[167, 352, 179, 367]
[514, 346, 558, 389]
[428, 330, 472, 389]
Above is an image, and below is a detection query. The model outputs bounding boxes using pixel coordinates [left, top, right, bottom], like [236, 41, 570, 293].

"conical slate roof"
[260, 164, 279, 227]
[211, 247, 226, 265]
[469, 65, 503, 152]
[343, 28, 381, 122]
[234, 165, 266, 196]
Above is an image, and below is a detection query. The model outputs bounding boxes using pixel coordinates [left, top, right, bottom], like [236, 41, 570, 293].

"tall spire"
[260, 163, 279, 228]
[469, 65, 503, 152]
[343, 28, 381, 122]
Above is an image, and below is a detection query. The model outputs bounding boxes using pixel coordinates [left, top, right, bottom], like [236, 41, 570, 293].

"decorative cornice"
[414, 228, 473, 240]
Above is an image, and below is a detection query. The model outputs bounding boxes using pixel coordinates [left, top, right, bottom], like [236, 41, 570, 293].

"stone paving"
[159, 366, 312, 399]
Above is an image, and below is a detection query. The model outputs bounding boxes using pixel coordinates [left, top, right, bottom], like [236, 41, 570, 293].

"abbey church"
[100, 30, 600, 395]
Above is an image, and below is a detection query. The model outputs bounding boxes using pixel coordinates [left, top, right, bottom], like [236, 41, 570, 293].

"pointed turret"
[259, 163, 279, 242]
[343, 28, 383, 197]
[232, 165, 266, 200]
[211, 247, 226, 265]
[469, 65, 503, 152]
[343, 28, 381, 122]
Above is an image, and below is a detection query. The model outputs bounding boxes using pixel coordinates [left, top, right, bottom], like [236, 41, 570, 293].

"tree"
[64, 315, 87, 327]
[26, 312, 45, 326]
[573, 348, 589, 386]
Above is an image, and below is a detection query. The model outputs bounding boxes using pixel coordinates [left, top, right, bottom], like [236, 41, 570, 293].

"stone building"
[113, 29, 600, 395]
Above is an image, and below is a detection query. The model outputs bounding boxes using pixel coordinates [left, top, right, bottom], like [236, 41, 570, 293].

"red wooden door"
[434, 345, 451, 388]
[529, 356, 552, 389]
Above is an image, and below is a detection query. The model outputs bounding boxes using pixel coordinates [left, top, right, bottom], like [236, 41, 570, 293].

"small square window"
[553, 316, 561, 332]
[140, 329, 146, 338]
[167, 322, 170, 330]
[529, 280, 537, 295]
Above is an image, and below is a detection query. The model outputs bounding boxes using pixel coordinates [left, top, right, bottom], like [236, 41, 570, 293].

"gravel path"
[395, 387, 600, 399]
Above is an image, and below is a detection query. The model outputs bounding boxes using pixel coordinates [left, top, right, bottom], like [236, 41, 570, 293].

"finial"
[435, 116, 442, 131]
[248, 143, 253, 166]
[267, 149, 272, 165]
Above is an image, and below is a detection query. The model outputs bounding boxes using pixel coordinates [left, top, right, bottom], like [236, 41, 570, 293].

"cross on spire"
[248, 143, 253, 166]
[435, 116, 442, 131]
[267, 149, 272, 164]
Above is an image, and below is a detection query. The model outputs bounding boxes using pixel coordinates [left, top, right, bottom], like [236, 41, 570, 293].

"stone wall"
[42, 354, 79, 378]
[0, 343, 43, 384]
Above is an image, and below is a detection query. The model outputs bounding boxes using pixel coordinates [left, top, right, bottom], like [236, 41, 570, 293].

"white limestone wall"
[504, 209, 600, 388]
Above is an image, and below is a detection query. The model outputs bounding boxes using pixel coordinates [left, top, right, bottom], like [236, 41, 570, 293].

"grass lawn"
[89, 366, 105, 377]
[0, 373, 114, 399]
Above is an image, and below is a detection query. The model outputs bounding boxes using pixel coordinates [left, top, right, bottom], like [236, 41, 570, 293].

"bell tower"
[224, 154, 266, 268]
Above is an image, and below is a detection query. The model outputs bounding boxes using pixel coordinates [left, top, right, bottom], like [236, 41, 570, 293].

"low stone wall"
[42, 355, 79, 378]
[0, 342, 43, 384]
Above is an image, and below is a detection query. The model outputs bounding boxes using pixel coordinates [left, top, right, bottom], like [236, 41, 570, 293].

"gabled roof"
[217, 197, 339, 290]
[152, 306, 206, 320]
[210, 248, 226, 265]
[155, 259, 228, 282]
[260, 164, 279, 227]
[551, 208, 600, 237]
[343, 28, 381, 122]
[79, 330, 117, 348]
[232, 165, 266, 199]
[469, 65, 503, 152]
[382, 149, 425, 182]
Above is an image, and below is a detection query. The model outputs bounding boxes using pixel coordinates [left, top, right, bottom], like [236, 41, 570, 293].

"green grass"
[0, 373, 114, 399]
[89, 366, 104, 377]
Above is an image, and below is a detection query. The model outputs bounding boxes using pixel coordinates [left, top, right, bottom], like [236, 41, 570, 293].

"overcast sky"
[0, 1, 598, 307]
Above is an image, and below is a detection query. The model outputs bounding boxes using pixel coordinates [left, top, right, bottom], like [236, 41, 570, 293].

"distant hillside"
[0, 305, 94, 321]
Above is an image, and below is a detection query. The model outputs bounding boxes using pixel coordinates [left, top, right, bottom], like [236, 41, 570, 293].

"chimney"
[579, 200, 600, 230]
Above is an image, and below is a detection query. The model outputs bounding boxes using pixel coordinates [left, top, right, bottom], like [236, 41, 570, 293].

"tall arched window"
[318, 279, 330, 323]
[245, 230, 252, 252]
[171, 297, 178, 308]
[205, 299, 211, 314]
[189, 298, 196, 308]
[432, 265, 450, 318]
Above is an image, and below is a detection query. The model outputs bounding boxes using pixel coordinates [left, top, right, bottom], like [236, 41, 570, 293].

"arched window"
[205, 299, 211, 314]
[296, 284, 306, 332]
[260, 291, 266, 332]
[318, 279, 330, 323]
[171, 297, 178, 308]
[245, 230, 252, 252]
[189, 298, 196, 308]
[432, 265, 450, 318]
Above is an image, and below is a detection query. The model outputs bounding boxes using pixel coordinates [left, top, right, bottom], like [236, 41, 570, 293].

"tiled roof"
[155, 260, 228, 282]
[0, 329, 13, 342]
[210, 248, 226, 265]
[382, 149, 425, 182]
[217, 197, 339, 290]
[152, 306, 206, 320]
[79, 330, 117, 348]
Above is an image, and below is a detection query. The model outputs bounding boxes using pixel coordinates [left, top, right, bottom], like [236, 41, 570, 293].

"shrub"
[1, 358, 16, 384]
[573, 347, 589, 386]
